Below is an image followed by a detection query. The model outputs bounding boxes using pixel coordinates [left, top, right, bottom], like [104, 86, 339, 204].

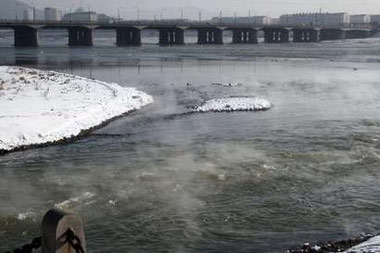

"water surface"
[1, 31, 380, 252]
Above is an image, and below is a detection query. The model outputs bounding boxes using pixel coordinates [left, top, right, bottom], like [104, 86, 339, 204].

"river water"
[1, 30, 380, 252]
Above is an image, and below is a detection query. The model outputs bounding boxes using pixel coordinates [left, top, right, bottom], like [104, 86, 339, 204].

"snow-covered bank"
[192, 97, 272, 113]
[345, 235, 380, 252]
[0, 66, 153, 153]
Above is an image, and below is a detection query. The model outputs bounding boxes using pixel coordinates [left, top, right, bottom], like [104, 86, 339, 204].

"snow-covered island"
[0, 66, 153, 153]
[192, 97, 272, 113]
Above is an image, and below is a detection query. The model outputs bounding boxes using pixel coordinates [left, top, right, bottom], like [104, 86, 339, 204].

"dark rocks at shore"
[287, 233, 375, 253]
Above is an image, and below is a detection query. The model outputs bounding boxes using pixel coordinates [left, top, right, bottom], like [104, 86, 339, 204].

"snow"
[0, 66, 153, 152]
[192, 96, 272, 113]
[211, 82, 243, 87]
[345, 236, 380, 253]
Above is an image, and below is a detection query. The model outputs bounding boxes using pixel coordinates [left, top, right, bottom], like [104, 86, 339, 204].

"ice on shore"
[0, 66, 153, 152]
[211, 82, 243, 87]
[192, 97, 272, 113]
[345, 235, 380, 253]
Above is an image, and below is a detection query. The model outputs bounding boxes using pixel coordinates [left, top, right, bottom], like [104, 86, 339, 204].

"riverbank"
[0, 66, 153, 154]
[288, 233, 380, 253]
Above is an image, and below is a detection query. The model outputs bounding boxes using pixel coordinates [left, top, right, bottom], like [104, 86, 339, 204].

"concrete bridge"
[0, 20, 376, 47]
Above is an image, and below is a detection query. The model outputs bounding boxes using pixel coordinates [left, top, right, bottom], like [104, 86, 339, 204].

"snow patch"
[211, 82, 243, 87]
[345, 235, 380, 253]
[192, 97, 272, 113]
[0, 66, 153, 152]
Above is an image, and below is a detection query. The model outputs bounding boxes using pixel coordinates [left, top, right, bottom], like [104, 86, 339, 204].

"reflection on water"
[1, 34, 380, 252]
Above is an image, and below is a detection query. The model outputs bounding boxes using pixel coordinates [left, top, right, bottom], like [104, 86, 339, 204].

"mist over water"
[1, 31, 380, 252]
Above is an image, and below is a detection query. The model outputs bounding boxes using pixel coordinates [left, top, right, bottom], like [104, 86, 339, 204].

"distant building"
[57, 10, 63, 20]
[279, 12, 350, 26]
[211, 16, 272, 25]
[23, 9, 32, 21]
[62, 11, 98, 22]
[97, 14, 113, 22]
[370, 15, 380, 24]
[44, 7, 59, 21]
[271, 18, 280, 25]
[350, 14, 370, 24]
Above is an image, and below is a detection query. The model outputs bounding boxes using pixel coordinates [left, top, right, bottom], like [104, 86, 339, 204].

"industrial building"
[279, 12, 350, 26]
[211, 16, 272, 25]
[350, 14, 371, 24]
[44, 7, 59, 21]
[62, 11, 98, 22]
[23, 9, 32, 21]
[370, 15, 380, 23]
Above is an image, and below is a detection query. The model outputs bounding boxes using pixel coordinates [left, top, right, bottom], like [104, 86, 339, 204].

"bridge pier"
[198, 28, 223, 45]
[263, 28, 290, 43]
[116, 28, 141, 46]
[159, 28, 185, 46]
[345, 30, 372, 39]
[68, 27, 93, 46]
[320, 29, 346, 41]
[232, 29, 258, 44]
[14, 26, 38, 47]
[293, 29, 320, 43]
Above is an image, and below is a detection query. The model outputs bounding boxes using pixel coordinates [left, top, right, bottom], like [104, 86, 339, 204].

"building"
[370, 15, 380, 24]
[23, 9, 32, 21]
[62, 11, 98, 22]
[97, 14, 113, 22]
[271, 18, 280, 25]
[350, 14, 370, 24]
[279, 12, 350, 26]
[44, 8, 59, 21]
[211, 16, 272, 25]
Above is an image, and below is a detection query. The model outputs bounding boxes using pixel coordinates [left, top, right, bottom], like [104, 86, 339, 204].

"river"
[1, 30, 380, 252]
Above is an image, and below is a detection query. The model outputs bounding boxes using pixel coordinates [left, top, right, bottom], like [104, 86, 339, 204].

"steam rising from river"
[2, 40, 380, 252]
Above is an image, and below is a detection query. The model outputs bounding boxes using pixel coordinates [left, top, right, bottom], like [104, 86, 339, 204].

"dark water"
[1, 30, 380, 252]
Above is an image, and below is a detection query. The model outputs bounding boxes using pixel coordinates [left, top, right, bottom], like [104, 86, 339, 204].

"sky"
[22, 0, 380, 19]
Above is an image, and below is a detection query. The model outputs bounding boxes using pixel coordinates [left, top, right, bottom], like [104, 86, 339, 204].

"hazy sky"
[22, 0, 380, 19]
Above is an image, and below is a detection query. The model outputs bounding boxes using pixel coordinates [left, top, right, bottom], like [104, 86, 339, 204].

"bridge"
[0, 20, 376, 47]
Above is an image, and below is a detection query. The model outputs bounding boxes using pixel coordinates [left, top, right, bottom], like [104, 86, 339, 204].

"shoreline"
[0, 66, 154, 154]
[288, 233, 377, 253]
[0, 109, 138, 156]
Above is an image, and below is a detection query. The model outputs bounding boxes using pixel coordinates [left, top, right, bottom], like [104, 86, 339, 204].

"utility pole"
[15, 3, 19, 21]
[30, 0, 35, 21]
[199, 10, 203, 23]
[88, 6, 91, 23]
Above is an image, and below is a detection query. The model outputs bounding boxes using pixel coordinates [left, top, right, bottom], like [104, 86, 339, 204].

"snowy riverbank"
[0, 66, 153, 153]
[345, 235, 380, 252]
[289, 233, 380, 253]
